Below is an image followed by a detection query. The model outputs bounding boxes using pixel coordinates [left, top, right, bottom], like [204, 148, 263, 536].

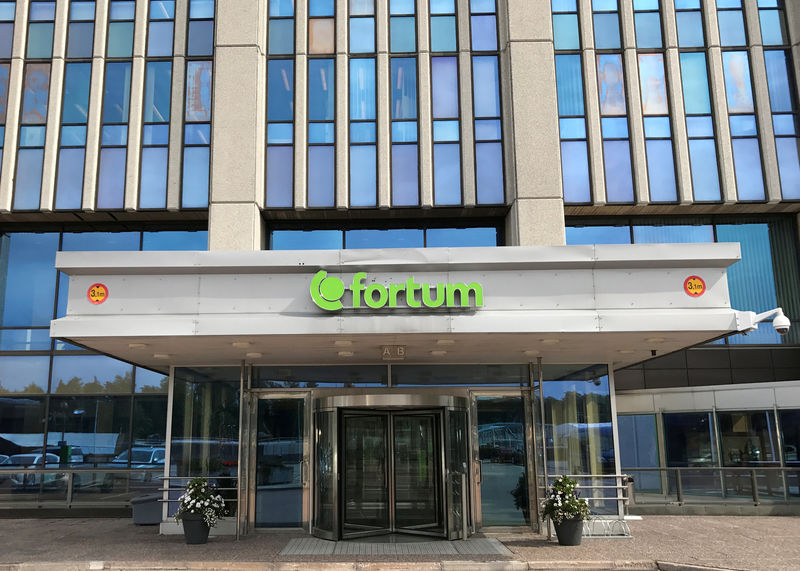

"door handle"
[302, 459, 309, 486]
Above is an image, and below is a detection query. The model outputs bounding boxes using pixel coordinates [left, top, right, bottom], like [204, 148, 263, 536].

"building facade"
[0, 0, 799, 538]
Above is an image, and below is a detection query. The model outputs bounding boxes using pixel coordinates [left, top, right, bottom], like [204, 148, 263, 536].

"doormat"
[280, 537, 514, 556]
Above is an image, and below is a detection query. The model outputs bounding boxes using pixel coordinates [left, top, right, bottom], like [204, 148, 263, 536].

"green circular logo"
[320, 276, 345, 301]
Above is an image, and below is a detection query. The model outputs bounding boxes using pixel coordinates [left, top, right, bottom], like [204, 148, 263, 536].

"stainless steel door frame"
[246, 390, 312, 533]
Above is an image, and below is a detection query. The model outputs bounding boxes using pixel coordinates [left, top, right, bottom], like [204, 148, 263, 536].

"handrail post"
[751, 469, 760, 505]
[461, 472, 468, 540]
[675, 469, 683, 504]
[66, 472, 73, 508]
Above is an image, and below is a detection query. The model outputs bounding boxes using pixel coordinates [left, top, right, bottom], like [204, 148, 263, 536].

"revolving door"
[311, 393, 470, 540]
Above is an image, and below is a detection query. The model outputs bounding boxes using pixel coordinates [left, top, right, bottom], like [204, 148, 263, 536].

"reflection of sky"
[51, 355, 132, 387]
[543, 377, 610, 400]
[0, 356, 50, 392]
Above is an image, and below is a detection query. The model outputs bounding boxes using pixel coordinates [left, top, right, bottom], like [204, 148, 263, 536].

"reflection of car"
[46, 445, 85, 464]
[7, 453, 66, 491]
[112, 447, 166, 481]
[478, 423, 524, 464]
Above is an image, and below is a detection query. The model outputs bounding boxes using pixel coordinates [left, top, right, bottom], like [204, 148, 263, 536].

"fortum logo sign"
[310, 271, 484, 312]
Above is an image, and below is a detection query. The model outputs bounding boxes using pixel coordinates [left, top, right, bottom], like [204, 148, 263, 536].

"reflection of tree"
[138, 376, 169, 393]
[53, 371, 134, 394]
[0, 381, 45, 395]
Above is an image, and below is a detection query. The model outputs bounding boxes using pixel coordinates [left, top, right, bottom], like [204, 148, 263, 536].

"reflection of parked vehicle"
[478, 423, 524, 464]
[112, 447, 166, 481]
[46, 445, 84, 464]
[7, 453, 66, 491]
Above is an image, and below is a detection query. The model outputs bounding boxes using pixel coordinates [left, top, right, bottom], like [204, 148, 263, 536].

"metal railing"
[542, 473, 633, 517]
[622, 466, 800, 505]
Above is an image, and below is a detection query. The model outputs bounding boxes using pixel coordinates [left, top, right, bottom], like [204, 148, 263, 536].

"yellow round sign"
[684, 276, 706, 297]
[87, 283, 109, 305]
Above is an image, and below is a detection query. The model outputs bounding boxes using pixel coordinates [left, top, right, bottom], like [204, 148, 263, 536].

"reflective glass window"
[51, 355, 134, 394]
[271, 230, 343, 250]
[0, 356, 50, 394]
[426, 227, 497, 247]
[48, 396, 132, 466]
[565, 225, 631, 245]
[345, 229, 424, 249]
[664, 412, 717, 466]
[0, 397, 46, 457]
[0, 233, 59, 327]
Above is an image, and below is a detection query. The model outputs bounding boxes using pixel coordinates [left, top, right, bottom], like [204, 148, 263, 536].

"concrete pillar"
[502, 0, 565, 246]
[209, 0, 267, 250]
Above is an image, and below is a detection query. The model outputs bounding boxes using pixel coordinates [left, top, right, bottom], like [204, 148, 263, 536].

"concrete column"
[39, 0, 70, 211]
[166, 0, 188, 211]
[579, 0, 606, 205]
[209, 0, 267, 250]
[503, 0, 564, 246]
[418, 0, 433, 208]
[293, 0, 308, 210]
[457, 0, 475, 206]
[83, 0, 110, 211]
[124, 0, 149, 211]
[661, 0, 693, 204]
[335, 0, 348, 208]
[704, 1, 737, 203]
[376, 0, 390, 208]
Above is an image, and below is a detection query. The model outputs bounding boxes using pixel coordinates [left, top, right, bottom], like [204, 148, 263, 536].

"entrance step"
[280, 537, 514, 557]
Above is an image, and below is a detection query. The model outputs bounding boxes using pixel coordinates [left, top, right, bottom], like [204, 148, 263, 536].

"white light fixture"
[232, 341, 251, 349]
[334, 340, 353, 347]
[338, 351, 354, 357]
[431, 350, 447, 356]
[523, 350, 540, 357]
[245, 352, 262, 359]
[128, 343, 148, 349]
[436, 339, 455, 346]
[646, 337, 666, 344]
[618, 349, 635, 354]
[541, 338, 560, 345]
[153, 353, 171, 359]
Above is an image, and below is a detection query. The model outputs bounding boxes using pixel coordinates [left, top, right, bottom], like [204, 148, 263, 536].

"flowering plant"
[175, 477, 227, 528]
[541, 475, 590, 524]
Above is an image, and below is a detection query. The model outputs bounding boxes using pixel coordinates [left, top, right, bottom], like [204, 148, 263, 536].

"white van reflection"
[6, 453, 66, 491]
[112, 447, 166, 481]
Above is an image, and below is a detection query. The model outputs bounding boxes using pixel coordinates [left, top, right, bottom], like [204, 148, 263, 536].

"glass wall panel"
[0, 397, 46, 459]
[617, 414, 661, 492]
[779, 410, 800, 498]
[0, 233, 59, 328]
[0, 356, 49, 394]
[51, 355, 134, 394]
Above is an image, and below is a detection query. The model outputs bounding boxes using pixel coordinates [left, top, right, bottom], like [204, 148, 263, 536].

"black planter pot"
[553, 516, 583, 546]
[181, 512, 210, 545]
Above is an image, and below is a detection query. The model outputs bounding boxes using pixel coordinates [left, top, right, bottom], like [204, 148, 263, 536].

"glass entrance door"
[341, 410, 445, 538]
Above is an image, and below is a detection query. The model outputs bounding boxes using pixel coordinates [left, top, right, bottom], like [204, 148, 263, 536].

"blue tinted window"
[62, 231, 139, 250]
[346, 229, 424, 249]
[350, 58, 375, 120]
[150, 1, 175, 19]
[350, 18, 374, 52]
[472, 56, 500, 117]
[553, 14, 579, 50]
[269, 19, 294, 54]
[634, 12, 662, 48]
[390, 0, 415, 15]
[267, 123, 293, 143]
[51, 355, 133, 394]
[143, 61, 171, 123]
[731, 138, 765, 200]
[680, 53, 711, 115]
[14, 149, 44, 209]
[593, 13, 620, 49]
[21, 64, 50, 124]
[142, 231, 208, 251]
[391, 144, 419, 205]
[555, 55, 584, 116]
[182, 146, 209, 207]
[475, 141, 503, 203]
[776, 138, 800, 199]
[433, 143, 461, 205]
[763, 50, 792, 113]
[268, 60, 294, 121]
[188, 20, 214, 56]
[760, 10, 785, 45]
[308, 145, 334, 207]
[430, 15, 456, 52]
[107, 21, 133, 57]
[272, 230, 343, 250]
[148, 21, 173, 56]
[426, 228, 497, 247]
[309, 0, 334, 16]
[565, 226, 631, 245]
[432, 56, 458, 118]
[55, 148, 86, 209]
[646, 140, 677, 202]
[68, 22, 94, 58]
[62, 63, 91, 124]
[109, 1, 135, 20]
[390, 17, 415, 52]
[97, 147, 126, 208]
[189, 0, 214, 18]
[350, 145, 377, 206]
[185, 61, 212, 121]
[0, 233, 59, 327]
[308, 59, 334, 121]
[633, 224, 713, 243]
[471, 15, 496, 51]
[0, 356, 50, 392]
[139, 147, 168, 208]
[561, 141, 591, 203]
[0, 23, 12, 59]
[718, 10, 746, 46]
[351, 0, 374, 15]
[598, 54, 626, 115]
[350, 122, 375, 143]
[604, 140, 634, 202]
[270, 0, 294, 17]
[266, 146, 293, 207]
[71, 1, 96, 20]
[102, 62, 131, 123]
[676, 11, 704, 47]
[688, 139, 721, 201]
[27, 22, 54, 58]
[722, 51, 754, 113]
[717, 224, 777, 314]
[391, 58, 417, 119]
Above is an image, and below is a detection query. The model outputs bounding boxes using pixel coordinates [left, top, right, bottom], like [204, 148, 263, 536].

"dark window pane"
[0, 397, 46, 455]
[102, 62, 131, 123]
[0, 23, 13, 58]
[21, 64, 51, 124]
[48, 396, 132, 465]
[139, 147, 168, 208]
[0, 356, 50, 393]
[143, 61, 172, 123]
[780, 411, 800, 473]
[349, 144, 377, 206]
[307, 145, 334, 207]
[266, 145, 293, 207]
[268, 60, 294, 122]
[664, 412, 716, 466]
[433, 143, 461, 205]
[391, 144, 419, 205]
[132, 396, 167, 456]
[719, 411, 780, 467]
[142, 231, 208, 251]
[62, 62, 91, 124]
[147, 20, 173, 57]
[182, 146, 209, 207]
[14, 149, 44, 210]
[271, 230, 343, 250]
[55, 147, 86, 209]
[185, 61, 212, 121]
[67, 22, 94, 58]
[97, 147, 127, 209]
[0, 233, 59, 327]
[618, 415, 661, 492]
[475, 141, 503, 203]
[188, 19, 213, 56]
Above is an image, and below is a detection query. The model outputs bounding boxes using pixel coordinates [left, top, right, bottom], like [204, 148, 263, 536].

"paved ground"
[0, 516, 797, 570]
